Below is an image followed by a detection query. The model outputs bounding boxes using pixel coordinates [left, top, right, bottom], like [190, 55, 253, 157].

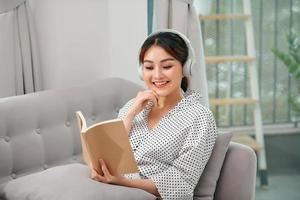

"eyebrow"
[143, 58, 176, 63]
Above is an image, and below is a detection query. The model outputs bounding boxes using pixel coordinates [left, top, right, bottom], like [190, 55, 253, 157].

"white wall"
[29, 0, 147, 90]
[107, 0, 147, 85]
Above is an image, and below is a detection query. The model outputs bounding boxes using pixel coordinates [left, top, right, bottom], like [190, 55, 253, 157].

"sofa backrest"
[0, 78, 143, 191]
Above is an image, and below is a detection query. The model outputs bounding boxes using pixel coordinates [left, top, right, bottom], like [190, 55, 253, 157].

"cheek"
[171, 69, 184, 86]
[142, 72, 152, 85]
[143, 71, 150, 79]
[168, 67, 183, 79]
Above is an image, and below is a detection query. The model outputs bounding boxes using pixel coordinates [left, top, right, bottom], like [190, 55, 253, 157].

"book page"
[86, 118, 122, 132]
[76, 111, 87, 131]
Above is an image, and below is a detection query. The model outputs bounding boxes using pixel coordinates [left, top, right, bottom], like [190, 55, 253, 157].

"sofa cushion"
[194, 132, 232, 200]
[4, 133, 232, 200]
[4, 163, 156, 200]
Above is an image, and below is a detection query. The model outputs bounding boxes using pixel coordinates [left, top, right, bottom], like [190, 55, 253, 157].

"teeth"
[154, 81, 167, 86]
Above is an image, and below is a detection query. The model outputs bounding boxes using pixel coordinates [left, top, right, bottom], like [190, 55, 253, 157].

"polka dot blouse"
[118, 90, 217, 200]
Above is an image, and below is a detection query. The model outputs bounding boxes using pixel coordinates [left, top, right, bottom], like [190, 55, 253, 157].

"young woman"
[91, 29, 217, 200]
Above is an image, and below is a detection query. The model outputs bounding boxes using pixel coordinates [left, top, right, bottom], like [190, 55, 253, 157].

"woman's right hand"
[122, 90, 158, 135]
[128, 90, 158, 117]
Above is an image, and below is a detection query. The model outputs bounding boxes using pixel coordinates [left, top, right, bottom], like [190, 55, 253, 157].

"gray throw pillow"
[194, 132, 232, 200]
[4, 163, 156, 200]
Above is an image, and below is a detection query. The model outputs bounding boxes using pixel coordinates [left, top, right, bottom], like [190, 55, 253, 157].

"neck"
[158, 90, 182, 109]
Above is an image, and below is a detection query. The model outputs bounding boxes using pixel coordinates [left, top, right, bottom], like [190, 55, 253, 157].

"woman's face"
[142, 45, 183, 98]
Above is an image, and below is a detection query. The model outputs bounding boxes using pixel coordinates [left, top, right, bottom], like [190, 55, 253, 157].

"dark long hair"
[139, 32, 189, 92]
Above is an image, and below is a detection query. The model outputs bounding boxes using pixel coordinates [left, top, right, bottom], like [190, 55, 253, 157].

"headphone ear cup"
[183, 59, 192, 77]
[138, 65, 144, 80]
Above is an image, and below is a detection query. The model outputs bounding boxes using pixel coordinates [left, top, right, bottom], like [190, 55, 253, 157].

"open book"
[76, 111, 138, 176]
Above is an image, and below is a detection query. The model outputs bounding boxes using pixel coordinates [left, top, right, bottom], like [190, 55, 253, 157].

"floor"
[253, 132, 300, 200]
[255, 171, 300, 200]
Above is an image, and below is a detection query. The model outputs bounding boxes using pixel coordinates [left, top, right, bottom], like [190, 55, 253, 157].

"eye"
[163, 65, 173, 69]
[144, 66, 153, 70]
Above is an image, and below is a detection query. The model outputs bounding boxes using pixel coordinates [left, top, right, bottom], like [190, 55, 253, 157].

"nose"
[153, 66, 163, 78]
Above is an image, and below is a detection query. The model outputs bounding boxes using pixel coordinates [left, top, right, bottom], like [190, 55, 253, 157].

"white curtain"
[0, 0, 42, 97]
[153, 0, 209, 107]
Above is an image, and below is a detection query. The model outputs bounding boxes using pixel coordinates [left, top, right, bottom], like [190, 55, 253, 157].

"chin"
[157, 93, 168, 97]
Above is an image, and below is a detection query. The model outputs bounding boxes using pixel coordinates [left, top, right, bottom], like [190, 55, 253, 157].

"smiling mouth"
[152, 81, 169, 88]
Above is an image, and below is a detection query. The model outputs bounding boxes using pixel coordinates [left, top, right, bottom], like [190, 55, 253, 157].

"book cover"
[76, 111, 138, 176]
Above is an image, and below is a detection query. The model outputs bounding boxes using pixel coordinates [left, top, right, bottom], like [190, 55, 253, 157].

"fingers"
[91, 168, 103, 182]
[148, 90, 159, 107]
[92, 159, 124, 185]
[94, 175, 106, 182]
[99, 159, 110, 177]
[137, 90, 158, 107]
[127, 90, 159, 119]
[91, 166, 107, 183]
[152, 90, 166, 108]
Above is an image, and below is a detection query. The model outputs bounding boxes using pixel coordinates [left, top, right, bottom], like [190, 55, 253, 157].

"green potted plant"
[272, 33, 300, 125]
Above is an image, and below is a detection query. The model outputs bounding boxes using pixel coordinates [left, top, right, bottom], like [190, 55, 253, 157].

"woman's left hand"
[91, 159, 125, 185]
[91, 159, 159, 197]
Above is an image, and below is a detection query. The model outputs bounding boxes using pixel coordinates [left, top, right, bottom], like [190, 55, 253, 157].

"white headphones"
[138, 29, 196, 80]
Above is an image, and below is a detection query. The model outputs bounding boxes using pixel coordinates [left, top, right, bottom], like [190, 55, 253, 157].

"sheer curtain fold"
[153, 0, 209, 107]
[0, 0, 42, 97]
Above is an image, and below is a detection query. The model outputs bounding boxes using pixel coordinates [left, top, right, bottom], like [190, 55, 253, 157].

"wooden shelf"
[199, 14, 251, 21]
[205, 56, 255, 64]
[231, 135, 262, 151]
[209, 98, 257, 106]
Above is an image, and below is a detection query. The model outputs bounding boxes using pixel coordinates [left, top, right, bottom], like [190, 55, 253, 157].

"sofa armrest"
[214, 142, 257, 200]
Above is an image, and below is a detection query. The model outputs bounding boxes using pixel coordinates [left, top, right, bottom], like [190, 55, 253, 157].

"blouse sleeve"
[117, 98, 135, 120]
[149, 110, 217, 200]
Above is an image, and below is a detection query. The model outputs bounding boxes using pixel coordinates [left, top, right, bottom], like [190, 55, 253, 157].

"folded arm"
[120, 90, 158, 135]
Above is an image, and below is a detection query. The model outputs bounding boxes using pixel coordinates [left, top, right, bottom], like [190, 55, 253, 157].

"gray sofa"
[0, 78, 256, 200]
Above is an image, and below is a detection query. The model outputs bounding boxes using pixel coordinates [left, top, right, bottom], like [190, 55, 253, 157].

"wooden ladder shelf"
[200, 0, 268, 186]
